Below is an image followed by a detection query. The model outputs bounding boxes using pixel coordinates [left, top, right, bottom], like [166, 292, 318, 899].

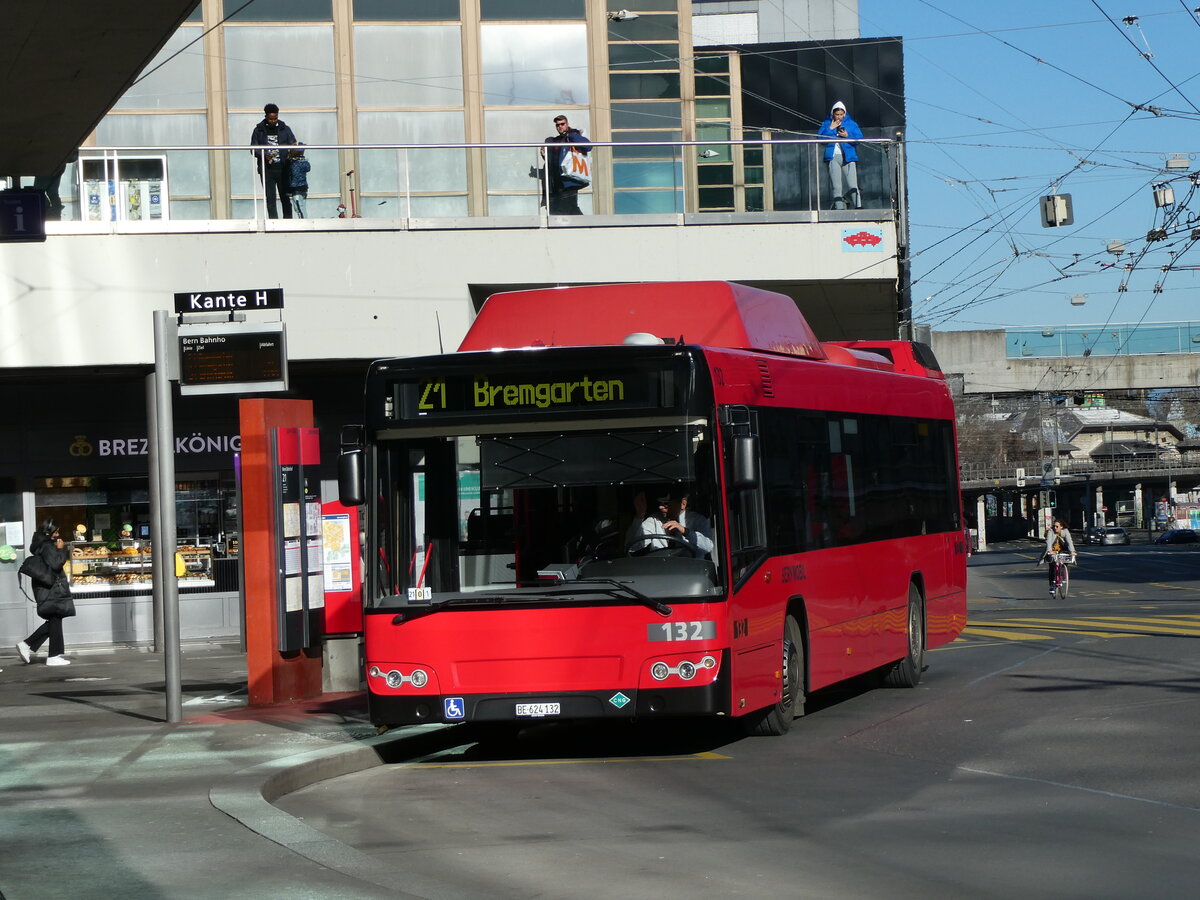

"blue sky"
[857, 1, 1200, 332]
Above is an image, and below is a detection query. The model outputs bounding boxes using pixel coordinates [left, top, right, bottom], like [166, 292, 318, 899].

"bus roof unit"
[459, 281, 827, 360]
[829, 341, 946, 379]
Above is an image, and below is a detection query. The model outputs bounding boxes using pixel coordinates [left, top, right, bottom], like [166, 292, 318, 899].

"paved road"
[277, 542, 1200, 899]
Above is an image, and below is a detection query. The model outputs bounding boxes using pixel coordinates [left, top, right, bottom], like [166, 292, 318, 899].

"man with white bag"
[539, 115, 591, 215]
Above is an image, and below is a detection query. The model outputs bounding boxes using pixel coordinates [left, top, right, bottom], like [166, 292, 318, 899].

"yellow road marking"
[1059, 618, 1200, 636]
[963, 613, 1200, 643]
[962, 627, 1054, 641]
[404, 753, 730, 769]
[1006, 616, 1200, 634]
[1147, 582, 1192, 591]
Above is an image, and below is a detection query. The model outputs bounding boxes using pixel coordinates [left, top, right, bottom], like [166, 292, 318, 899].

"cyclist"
[1043, 520, 1077, 595]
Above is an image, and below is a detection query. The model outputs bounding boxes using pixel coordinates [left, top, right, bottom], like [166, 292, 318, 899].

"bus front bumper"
[367, 679, 728, 727]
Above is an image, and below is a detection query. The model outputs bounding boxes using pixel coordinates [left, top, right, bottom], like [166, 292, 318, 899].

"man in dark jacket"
[541, 115, 591, 215]
[250, 103, 298, 219]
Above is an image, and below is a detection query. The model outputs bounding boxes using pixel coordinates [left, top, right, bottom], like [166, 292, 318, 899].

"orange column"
[239, 398, 322, 705]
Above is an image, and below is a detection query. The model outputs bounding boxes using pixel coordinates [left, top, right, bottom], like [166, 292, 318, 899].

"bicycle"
[1045, 551, 1074, 600]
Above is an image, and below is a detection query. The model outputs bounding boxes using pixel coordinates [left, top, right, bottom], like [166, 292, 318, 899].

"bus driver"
[627, 488, 714, 559]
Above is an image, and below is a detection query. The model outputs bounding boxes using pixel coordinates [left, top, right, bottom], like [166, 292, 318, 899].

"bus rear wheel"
[884, 584, 925, 688]
[748, 614, 805, 736]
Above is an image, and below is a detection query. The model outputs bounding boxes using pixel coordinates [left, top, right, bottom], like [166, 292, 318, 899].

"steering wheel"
[626, 532, 692, 557]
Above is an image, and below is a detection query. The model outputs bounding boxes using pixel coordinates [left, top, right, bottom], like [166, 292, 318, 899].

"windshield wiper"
[572, 578, 672, 617]
[407, 580, 671, 617]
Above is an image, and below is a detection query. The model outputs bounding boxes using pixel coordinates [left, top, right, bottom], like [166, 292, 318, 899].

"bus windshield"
[371, 423, 724, 608]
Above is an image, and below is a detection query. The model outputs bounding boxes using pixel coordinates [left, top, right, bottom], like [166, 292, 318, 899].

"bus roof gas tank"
[458, 282, 827, 360]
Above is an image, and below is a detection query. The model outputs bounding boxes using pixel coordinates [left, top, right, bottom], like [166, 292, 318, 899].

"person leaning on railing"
[817, 101, 863, 210]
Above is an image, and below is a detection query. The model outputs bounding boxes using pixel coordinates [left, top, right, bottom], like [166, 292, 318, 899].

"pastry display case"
[68, 542, 215, 592]
[176, 545, 214, 586]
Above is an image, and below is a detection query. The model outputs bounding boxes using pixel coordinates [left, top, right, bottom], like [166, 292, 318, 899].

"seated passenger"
[626, 488, 713, 559]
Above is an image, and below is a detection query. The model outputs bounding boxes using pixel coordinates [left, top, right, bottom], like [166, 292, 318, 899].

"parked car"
[1083, 525, 1103, 545]
[1154, 529, 1198, 545]
[1100, 526, 1130, 546]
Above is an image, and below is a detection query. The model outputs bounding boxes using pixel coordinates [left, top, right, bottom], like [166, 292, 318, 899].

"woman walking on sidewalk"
[16, 519, 73, 666]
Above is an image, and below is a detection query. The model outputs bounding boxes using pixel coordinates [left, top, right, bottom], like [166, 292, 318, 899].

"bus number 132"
[650, 621, 716, 641]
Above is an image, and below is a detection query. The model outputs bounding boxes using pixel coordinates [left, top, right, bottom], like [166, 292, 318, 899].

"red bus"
[339, 282, 967, 735]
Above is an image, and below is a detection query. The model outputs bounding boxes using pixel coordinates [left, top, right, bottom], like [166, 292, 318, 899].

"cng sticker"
[609, 692, 631, 709]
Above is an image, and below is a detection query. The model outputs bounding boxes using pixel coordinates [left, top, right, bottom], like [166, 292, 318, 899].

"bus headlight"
[644, 653, 722, 686]
[368, 665, 434, 691]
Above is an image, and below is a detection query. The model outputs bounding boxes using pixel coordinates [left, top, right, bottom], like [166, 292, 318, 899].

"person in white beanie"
[817, 100, 863, 209]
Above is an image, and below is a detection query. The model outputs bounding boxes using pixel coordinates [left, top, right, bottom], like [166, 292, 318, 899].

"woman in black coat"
[16, 518, 72, 666]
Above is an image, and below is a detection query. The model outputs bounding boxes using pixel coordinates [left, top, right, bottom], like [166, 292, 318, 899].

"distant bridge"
[931, 322, 1200, 394]
[961, 457, 1200, 494]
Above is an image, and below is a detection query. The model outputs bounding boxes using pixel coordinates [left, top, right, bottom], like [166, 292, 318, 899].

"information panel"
[274, 427, 323, 653]
[178, 322, 288, 396]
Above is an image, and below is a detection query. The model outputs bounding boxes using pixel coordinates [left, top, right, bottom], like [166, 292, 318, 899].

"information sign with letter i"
[272, 427, 323, 652]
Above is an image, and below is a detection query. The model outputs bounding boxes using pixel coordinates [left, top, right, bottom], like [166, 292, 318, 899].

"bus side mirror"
[731, 435, 760, 490]
[338, 450, 365, 506]
[338, 425, 365, 506]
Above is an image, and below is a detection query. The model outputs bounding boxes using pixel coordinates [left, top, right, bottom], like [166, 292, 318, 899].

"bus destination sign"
[398, 367, 676, 419]
[178, 323, 289, 396]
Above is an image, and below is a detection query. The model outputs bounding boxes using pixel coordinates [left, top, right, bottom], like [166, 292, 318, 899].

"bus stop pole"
[146, 373, 164, 653]
[152, 309, 182, 723]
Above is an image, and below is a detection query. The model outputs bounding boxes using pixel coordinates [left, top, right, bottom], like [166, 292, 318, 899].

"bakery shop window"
[36, 473, 237, 592]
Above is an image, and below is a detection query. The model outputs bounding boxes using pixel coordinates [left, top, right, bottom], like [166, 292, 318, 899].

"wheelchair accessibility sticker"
[444, 697, 465, 720]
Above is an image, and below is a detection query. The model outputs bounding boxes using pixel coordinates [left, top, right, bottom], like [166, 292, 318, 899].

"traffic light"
[1047, 490, 1057, 508]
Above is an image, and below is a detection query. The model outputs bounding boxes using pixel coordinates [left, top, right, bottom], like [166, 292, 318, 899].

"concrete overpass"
[931, 324, 1200, 394]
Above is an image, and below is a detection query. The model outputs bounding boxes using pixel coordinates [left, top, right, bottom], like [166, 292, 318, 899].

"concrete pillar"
[322, 635, 362, 693]
[1134, 483, 1143, 528]
[976, 495, 987, 550]
[1094, 486, 1104, 527]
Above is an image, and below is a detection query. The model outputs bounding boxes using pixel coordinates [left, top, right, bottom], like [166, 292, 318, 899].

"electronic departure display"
[394, 364, 683, 420]
[178, 324, 289, 396]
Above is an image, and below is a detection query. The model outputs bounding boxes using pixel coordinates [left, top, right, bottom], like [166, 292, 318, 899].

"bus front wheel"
[748, 614, 805, 736]
[884, 584, 925, 688]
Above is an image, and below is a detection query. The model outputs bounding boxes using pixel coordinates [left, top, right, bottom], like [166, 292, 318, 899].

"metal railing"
[15, 136, 902, 229]
[961, 454, 1196, 484]
[1007, 322, 1200, 359]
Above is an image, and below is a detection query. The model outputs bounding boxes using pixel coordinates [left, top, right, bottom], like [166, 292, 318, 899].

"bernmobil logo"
[781, 563, 806, 583]
[841, 228, 885, 251]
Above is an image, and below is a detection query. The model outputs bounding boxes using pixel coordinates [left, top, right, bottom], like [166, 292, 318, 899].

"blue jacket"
[288, 156, 311, 190]
[818, 114, 862, 163]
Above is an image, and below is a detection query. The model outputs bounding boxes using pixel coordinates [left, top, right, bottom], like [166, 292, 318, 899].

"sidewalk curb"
[209, 726, 448, 898]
